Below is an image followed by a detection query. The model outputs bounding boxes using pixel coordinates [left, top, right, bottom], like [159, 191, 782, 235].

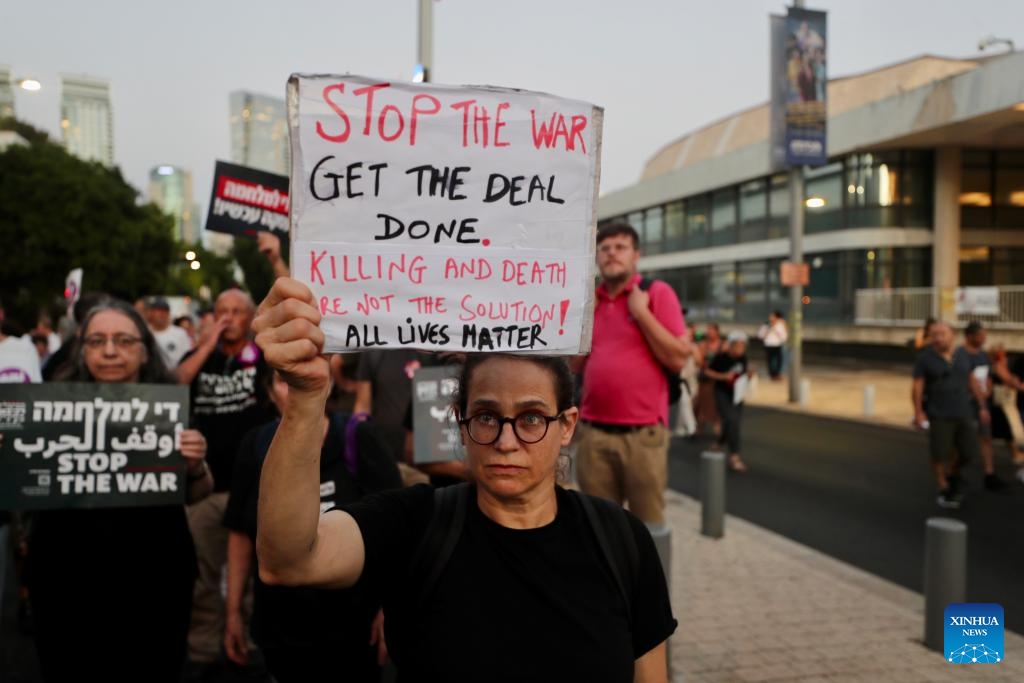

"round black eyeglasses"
[458, 411, 564, 446]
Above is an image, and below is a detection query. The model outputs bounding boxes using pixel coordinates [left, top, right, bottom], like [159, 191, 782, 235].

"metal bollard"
[923, 517, 967, 651]
[863, 384, 875, 417]
[799, 379, 811, 407]
[700, 451, 726, 538]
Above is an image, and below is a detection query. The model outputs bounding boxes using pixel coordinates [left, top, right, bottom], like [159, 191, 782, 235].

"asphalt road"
[668, 407, 1024, 633]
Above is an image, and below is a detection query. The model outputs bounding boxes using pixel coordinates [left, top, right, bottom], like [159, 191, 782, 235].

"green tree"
[230, 234, 289, 305]
[0, 120, 227, 323]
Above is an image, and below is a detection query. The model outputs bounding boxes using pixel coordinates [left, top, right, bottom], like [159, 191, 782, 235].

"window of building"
[768, 174, 790, 238]
[804, 252, 844, 323]
[627, 211, 644, 235]
[804, 161, 844, 233]
[846, 152, 899, 228]
[960, 151, 992, 228]
[736, 260, 767, 321]
[994, 152, 1024, 228]
[685, 195, 709, 249]
[739, 180, 767, 243]
[664, 201, 685, 252]
[710, 188, 737, 246]
[642, 205, 664, 254]
[767, 258, 788, 313]
[900, 157, 933, 228]
[709, 262, 736, 321]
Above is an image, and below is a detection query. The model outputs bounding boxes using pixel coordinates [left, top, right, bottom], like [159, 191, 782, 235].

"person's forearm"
[912, 380, 925, 416]
[176, 340, 217, 385]
[256, 387, 329, 581]
[352, 382, 372, 415]
[226, 532, 254, 614]
[186, 461, 213, 504]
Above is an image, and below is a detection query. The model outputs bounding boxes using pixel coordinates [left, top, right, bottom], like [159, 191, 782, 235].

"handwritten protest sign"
[205, 161, 290, 237]
[0, 383, 189, 510]
[288, 74, 602, 354]
[411, 365, 460, 464]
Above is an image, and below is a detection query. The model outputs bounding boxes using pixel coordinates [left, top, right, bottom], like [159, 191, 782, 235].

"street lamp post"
[417, 0, 434, 83]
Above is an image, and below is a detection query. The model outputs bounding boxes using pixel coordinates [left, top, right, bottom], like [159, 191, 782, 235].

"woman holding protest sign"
[24, 298, 212, 683]
[252, 278, 676, 683]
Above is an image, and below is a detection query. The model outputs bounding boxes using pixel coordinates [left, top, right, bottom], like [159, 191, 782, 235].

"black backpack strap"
[410, 482, 471, 608]
[638, 277, 653, 291]
[572, 490, 639, 624]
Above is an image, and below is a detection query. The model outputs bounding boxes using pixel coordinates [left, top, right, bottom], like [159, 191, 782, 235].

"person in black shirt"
[251, 278, 676, 683]
[704, 331, 753, 473]
[912, 322, 980, 508]
[223, 370, 401, 682]
[27, 299, 213, 683]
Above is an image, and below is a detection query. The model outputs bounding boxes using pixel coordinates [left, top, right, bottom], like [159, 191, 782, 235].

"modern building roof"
[601, 51, 1024, 217]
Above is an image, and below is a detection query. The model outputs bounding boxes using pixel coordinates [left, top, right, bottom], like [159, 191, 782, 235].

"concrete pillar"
[700, 452, 726, 538]
[923, 518, 968, 651]
[932, 148, 961, 322]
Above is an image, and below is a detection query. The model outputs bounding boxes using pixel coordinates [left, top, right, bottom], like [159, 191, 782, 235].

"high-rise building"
[149, 165, 200, 244]
[210, 90, 290, 254]
[60, 74, 113, 166]
[228, 90, 289, 174]
[0, 66, 15, 119]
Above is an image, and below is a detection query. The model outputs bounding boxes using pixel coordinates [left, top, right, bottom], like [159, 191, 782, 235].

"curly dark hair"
[55, 298, 175, 384]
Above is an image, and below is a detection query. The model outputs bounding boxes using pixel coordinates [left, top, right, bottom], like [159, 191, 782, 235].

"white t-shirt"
[151, 325, 194, 369]
[762, 321, 788, 348]
[0, 335, 42, 383]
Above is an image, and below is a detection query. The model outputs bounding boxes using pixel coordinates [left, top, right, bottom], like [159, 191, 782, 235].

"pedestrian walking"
[911, 322, 980, 508]
[704, 331, 754, 473]
[757, 311, 788, 381]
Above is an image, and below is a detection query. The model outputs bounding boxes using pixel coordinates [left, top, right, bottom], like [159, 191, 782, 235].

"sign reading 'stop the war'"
[0, 383, 189, 510]
[288, 74, 603, 355]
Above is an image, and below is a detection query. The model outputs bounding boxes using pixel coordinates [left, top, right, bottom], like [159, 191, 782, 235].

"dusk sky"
[5, 0, 1023, 222]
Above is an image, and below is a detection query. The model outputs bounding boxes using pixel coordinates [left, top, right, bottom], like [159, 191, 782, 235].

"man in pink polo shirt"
[577, 223, 690, 529]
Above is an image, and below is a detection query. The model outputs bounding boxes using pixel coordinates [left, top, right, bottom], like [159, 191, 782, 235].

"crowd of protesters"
[4, 218, 1024, 681]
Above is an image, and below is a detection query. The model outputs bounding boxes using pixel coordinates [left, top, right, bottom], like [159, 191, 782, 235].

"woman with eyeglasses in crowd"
[24, 298, 212, 683]
[251, 278, 676, 683]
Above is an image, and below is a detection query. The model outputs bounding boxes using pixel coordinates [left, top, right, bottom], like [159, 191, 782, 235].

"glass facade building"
[228, 91, 289, 175]
[60, 75, 113, 166]
[0, 66, 14, 120]
[148, 166, 199, 244]
[597, 54, 1024, 336]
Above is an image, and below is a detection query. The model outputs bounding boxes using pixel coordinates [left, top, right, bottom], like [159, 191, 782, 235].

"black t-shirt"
[913, 347, 973, 420]
[224, 417, 380, 650]
[356, 349, 425, 427]
[709, 352, 748, 397]
[345, 484, 677, 683]
[186, 343, 274, 492]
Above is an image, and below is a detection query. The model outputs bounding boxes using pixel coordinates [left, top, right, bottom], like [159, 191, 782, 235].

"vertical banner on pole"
[770, 7, 828, 169]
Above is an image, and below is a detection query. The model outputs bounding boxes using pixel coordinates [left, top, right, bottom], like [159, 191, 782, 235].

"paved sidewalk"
[744, 364, 914, 428]
[666, 490, 1024, 682]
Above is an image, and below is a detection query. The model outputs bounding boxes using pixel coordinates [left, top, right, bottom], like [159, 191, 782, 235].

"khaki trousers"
[576, 423, 669, 525]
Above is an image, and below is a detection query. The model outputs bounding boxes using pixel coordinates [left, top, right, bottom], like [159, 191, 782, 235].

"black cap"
[148, 297, 170, 311]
